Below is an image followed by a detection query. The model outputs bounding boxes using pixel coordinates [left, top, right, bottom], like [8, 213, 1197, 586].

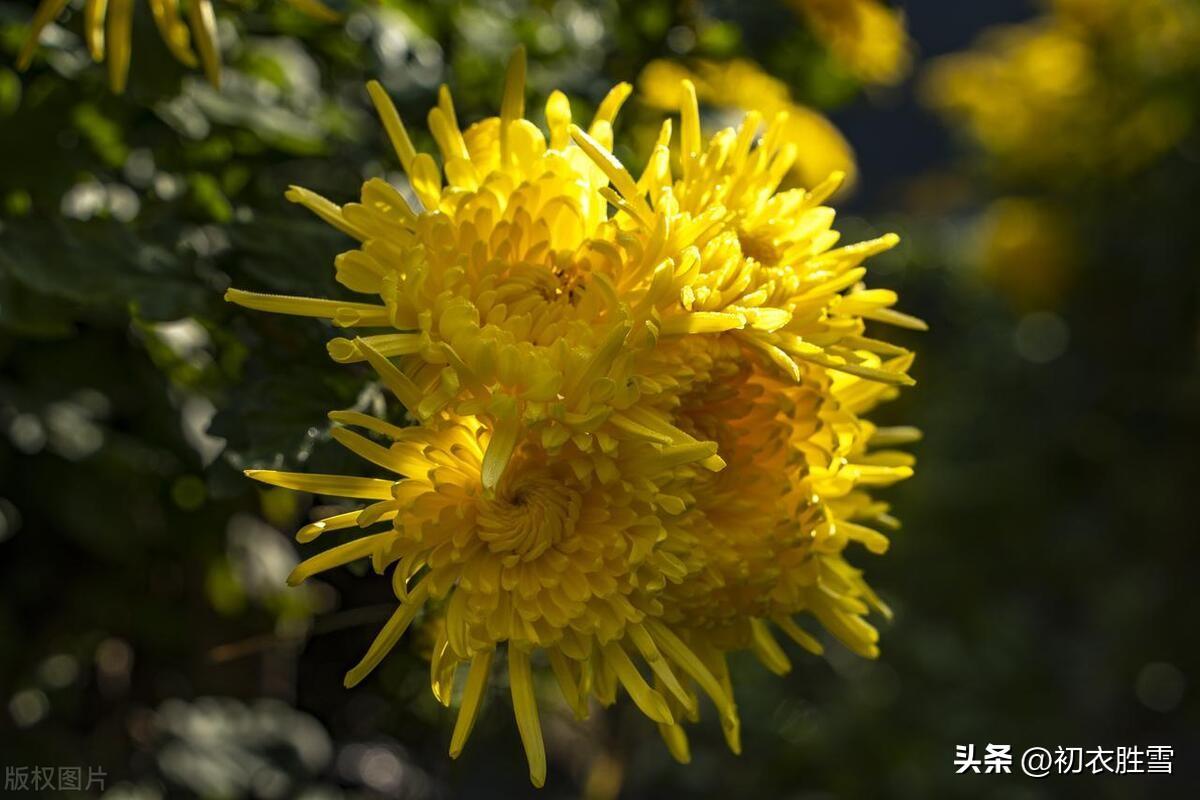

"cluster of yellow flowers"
[638, 57, 857, 190]
[17, 0, 345, 92]
[791, 0, 912, 86]
[227, 49, 920, 786]
[924, 0, 1200, 180]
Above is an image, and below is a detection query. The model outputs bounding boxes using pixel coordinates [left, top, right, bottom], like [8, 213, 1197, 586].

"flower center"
[477, 471, 581, 561]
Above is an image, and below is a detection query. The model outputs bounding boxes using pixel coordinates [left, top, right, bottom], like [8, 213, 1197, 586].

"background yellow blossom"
[924, 0, 1200, 182]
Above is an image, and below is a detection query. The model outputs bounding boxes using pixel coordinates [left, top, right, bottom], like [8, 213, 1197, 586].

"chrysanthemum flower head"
[229, 48, 920, 785]
[248, 409, 723, 785]
[17, 0, 347, 92]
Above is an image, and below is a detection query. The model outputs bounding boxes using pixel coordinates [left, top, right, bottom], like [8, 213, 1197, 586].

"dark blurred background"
[1, 1, 1197, 798]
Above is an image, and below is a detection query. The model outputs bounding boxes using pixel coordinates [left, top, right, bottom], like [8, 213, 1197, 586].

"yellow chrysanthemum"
[791, 0, 913, 86]
[17, 0, 345, 92]
[248, 414, 719, 784]
[638, 58, 857, 190]
[923, 0, 1200, 180]
[229, 49, 919, 785]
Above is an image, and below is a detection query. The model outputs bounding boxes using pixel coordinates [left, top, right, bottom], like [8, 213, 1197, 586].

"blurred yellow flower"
[792, 0, 913, 85]
[17, 0, 345, 92]
[639, 57, 857, 190]
[976, 197, 1076, 311]
[924, 0, 1200, 180]
[229, 49, 919, 785]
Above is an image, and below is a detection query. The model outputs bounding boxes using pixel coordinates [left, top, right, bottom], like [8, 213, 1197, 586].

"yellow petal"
[545, 90, 572, 150]
[480, 399, 520, 494]
[148, 0, 197, 67]
[547, 650, 588, 720]
[344, 580, 431, 687]
[287, 532, 392, 586]
[569, 124, 653, 223]
[659, 311, 746, 336]
[285, 186, 367, 240]
[85, 0, 109, 63]
[773, 616, 825, 656]
[603, 641, 674, 724]
[590, 82, 632, 133]
[449, 649, 494, 758]
[679, 79, 701, 171]
[105, 0, 133, 93]
[367, 80, 416, 172]
[17, 0, 71, 70]
[296, 509, 365, 544]
[749, 618, 792, 676]
[644, 620, 738, 737]
[658, 722, 691, 764]
[224, 288, 388, 325]
[508, 645, 546, 788]
[186, 0, 221, 89]
[499, 45, 527, 165]
[244, 469, 395, 500]
[353, 338, 425, 416]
